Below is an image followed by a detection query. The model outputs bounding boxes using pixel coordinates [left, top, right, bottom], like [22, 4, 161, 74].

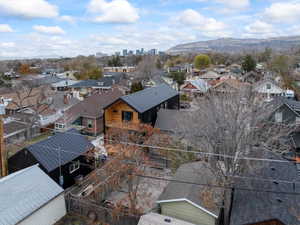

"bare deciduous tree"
[134, 55, 158, 81]
[175, 88, 294, 224]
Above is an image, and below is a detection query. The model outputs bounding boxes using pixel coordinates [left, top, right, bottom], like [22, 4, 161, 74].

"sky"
[0, 0, 300, 58]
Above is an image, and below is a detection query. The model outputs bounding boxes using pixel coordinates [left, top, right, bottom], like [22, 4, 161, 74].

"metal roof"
[0, 165, 64, 225]
[158, 161, 221, 216]
[120, 84, 178, 113]
[27, 129, 93, 172]
[138, 213, 195, 225]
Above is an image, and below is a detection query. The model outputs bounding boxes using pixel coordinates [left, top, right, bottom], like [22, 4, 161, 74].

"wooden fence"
[65, 194, 139, 225]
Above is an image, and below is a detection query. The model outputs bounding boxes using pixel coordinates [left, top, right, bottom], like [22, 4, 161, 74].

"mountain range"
[167, 36, 300, 55]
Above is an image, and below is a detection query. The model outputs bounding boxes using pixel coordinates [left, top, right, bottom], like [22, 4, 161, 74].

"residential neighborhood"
[1, 1, 300, 225]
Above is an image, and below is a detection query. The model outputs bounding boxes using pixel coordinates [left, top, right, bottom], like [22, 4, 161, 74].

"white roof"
[0, 165, 64, 225]
[200, 71, 220, 79]
[138, 213, 195, 225]
[51, 79, 80, 88]
[183, 79, 210, 92]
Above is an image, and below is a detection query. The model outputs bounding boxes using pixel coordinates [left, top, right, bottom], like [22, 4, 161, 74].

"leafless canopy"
[177, 88, 294, 183]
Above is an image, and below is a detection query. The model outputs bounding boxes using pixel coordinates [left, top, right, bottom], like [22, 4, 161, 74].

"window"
[69, 161, 80, 174]
[87, 119, 93, 128]
[122, 111, 133, 122]
[275, 112, 283, 123]
[55, 123, 65, 129]
[266, 83, 271, 90]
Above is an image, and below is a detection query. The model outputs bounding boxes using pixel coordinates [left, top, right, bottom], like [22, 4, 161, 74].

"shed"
[0, 165, 66, 225]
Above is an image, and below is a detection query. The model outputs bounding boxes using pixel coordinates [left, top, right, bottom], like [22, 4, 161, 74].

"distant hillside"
[167, 36, 300, 55]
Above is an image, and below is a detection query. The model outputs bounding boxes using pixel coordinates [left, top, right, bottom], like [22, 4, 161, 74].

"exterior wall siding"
[105, 100, 140, 129]
[81, 117, 103, 136]
[19, 194, 66, 225]
[270, 104, 298, 124]
[160, 201, 216, 225]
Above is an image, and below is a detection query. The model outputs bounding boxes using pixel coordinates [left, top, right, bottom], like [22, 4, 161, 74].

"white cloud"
[91, 35, 129, 45]
[59, 15, 76, 24]
[87, 0, 139, 23]
[0, 24, 13, 32]
[177, 9, 229, 37]
[0, 0, 58, 18]
[0, 42, 15, 48]
[196, 0, 250, 9]
[245, 20, 274, 34]
[264, 2, 300, 23]
[33, 25, 65, 35]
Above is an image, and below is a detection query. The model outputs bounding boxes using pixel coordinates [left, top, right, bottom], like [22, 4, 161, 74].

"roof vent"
[164, 218, 171, 223]
[271, 167, 276, 171]
[273, 181, 279, 185]
[276, 198, 282, 203]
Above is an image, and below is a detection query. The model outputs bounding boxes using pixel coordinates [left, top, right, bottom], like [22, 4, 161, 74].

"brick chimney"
[63, 94, 69, 105]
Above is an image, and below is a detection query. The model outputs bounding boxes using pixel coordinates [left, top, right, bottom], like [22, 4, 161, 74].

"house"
[0, 165, 66, 225]
[2, 86, 54, 114]
[211, 79, 249, 93]
[17, 92, 80, 127]
[4, 120, 33, 145]
[8, 129, 94, 189]
[200, 71, 221, 81]
[157, 162, 221, 225]
[240, 71, 261, 83]
[104, 84, 179, 132]
[181, 79, 210, 96]
[270, 97, 300, 124]
[70, 73, 125, 97]
[230, 151, 300, 225]
[51, 79, 80, 91]
[55, 89, 123, 136]
[254, 79, 284, 97]
[103, 66, 136, 73]
[138, 213, 195, 225]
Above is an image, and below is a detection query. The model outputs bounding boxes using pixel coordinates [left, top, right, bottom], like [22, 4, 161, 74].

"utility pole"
[0, 98, 7, 177]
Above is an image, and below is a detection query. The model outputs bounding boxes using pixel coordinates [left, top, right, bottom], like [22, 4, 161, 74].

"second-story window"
[122, 111, 133, 122]
[87, 119, 93, 128]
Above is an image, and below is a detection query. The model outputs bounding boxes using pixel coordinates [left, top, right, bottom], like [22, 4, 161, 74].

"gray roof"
[230, 151, 300, 225]
[0, 165, 64, 225]
[158, 161, 221, 217]
[155, 109, 185, 132]
[120, 84, 178, 113]
[27, 129, 93, 172]
[71, 73, 125, 88]
[138, 213, 195, 225]
[4, 121, 27, 138]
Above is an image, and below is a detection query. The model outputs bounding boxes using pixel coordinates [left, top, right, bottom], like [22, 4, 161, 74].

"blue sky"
[0, 0, 300, 58]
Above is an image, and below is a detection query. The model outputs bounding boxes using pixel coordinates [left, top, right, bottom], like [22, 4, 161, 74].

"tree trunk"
[223, 188, 233, 225]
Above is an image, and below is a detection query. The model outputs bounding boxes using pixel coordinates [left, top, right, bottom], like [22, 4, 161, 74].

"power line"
[12, 140, 300, 186]
[137, 174, 300, 196]
[21, 124, 296, 164]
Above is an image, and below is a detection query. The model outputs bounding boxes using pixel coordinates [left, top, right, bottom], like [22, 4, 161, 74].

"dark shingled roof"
[158, 161, 221, 217]
[230, 151, 300, 225]
[120, 84, 178, 113]
[155, 109, 185, 132]
[70, 73, 125, 88]
[26, 129, 93, 172]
